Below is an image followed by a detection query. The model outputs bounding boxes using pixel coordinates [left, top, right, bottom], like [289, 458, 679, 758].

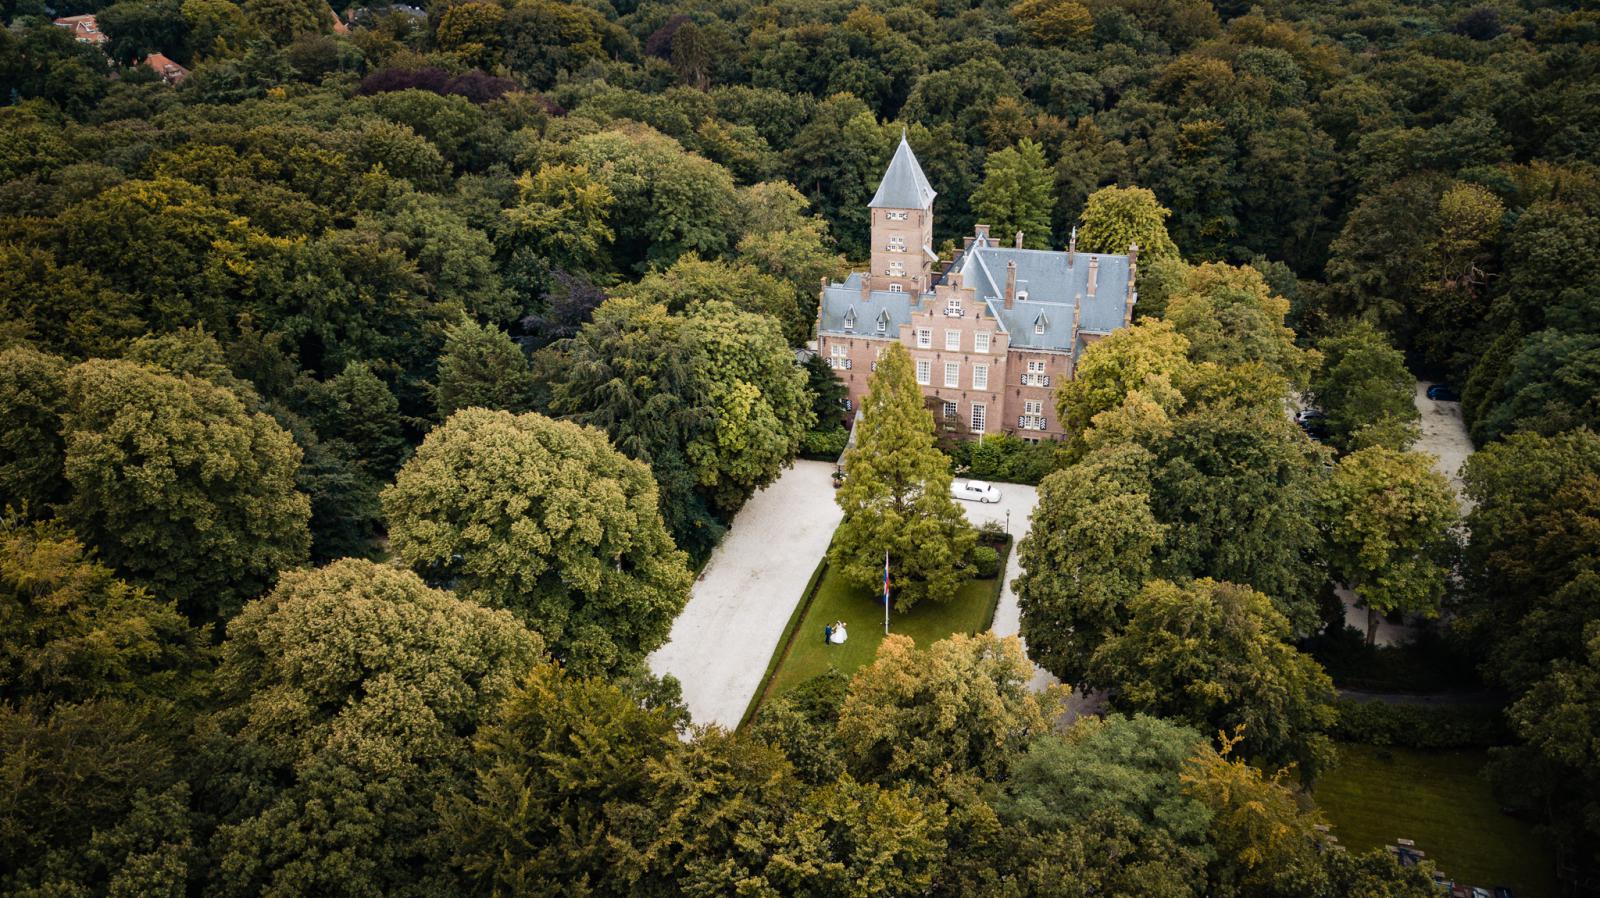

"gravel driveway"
[1414, 380, 1475, 511]
[647, 460, 842, 728]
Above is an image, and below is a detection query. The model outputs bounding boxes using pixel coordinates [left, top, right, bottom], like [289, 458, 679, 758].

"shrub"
[972, 545, 1000, 579]
[800, 427, 848, 460]
[942, 434, 1058, 484]
[1330, 699, 1511, 749]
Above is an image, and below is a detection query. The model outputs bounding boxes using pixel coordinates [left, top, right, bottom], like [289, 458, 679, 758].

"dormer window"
[843, 309, 856, 331]
[875, 311, 889, 334]
[1033, 313, 1049, 335]
[1016, 290, 1029, 303]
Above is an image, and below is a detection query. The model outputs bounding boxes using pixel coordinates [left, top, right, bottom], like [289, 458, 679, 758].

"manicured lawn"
[758, 541, 1011, 707]
[1314, 742, 1558, 896]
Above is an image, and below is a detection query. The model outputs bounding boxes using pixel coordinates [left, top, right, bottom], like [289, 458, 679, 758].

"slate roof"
[817, 274, 917, 335]
[961, 245, 1133, 352]
[869, 136, 936, 210]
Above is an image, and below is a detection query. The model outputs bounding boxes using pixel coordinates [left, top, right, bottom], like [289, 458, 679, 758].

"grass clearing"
[753, 539, 1011, 713]
[1314, 742, 1557, 896]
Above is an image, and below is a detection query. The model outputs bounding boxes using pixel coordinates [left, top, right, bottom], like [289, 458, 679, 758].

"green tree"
[616, 255, 802, 344]
[678, 301, 815, 511]
[504, 162, 616, 276]
[206, 559, 541, 898]
[1054, 319, 1190, 459]
[970, 138, 1054, 249]
[433, 318, 537, 418]
[309, 361, 409, 478]
[1000, 714, 1212, 849]
[0, 347, 69, 517]
[443, 660, 677, 897]
[0, 518, 207, 706]
[1308, 320, 1420, 453]
[1015, 449, 1166, 686]
[1460, 430, 1600, 691]
[1010, 0, 1093, 45]
[435, 1, 504, 68]
[382, 408, 691, 675]
[1166, 262, 1317, 388]
[241, 0, 326, 45]
[1091, 579, 1337, 778]
[829, 343, 975, 610]
[61, 360, 310, 620]
[733, 181, 846, 342]
[1076, 185, 1182, 266]
[1324, 447, 1458, 645]
[836, 633, 1064, 786]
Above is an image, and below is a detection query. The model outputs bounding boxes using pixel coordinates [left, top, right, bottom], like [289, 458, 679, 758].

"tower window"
[886, 211, 908, 221]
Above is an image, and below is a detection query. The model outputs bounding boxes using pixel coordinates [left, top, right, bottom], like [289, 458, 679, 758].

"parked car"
[1427, 383, 1461, 401]
[1295, 408, 1327, 425]
[951, 480, 1001, 503]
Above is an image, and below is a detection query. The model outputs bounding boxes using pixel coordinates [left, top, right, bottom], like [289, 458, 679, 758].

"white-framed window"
[830, 343, 850, 369]
[875, 312, 889, 335]
[974, 332, 991, 353]
[889, 283, 904, 293]
[1028, 360, 1046, 374]
[886, 210, 908, 222]
[887, 235, 906, 252]
[1033, 314, 1048, 335]
[945, 296, 962, 316]
[915, 359, 931, 385]
[1024, 399, 1042, 415]
[916, 328, 931, 348]
[971, 403, 986, 432]
[1022, 358, 1049, 387]
[842, 309, 855, 331]
[942, 401, 958, 419]
[888, 260, 905, 276]
[944, 362, 959, 388]
[972, 364, 988, 390]
[944, 330, 960, 351]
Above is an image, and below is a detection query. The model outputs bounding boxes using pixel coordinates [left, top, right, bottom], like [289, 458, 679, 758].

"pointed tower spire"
[869, 134, 937, 210]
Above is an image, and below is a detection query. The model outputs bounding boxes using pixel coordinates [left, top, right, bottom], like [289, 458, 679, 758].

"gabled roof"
[962, 244, 1134, 352]
[869, 136, 936, 210]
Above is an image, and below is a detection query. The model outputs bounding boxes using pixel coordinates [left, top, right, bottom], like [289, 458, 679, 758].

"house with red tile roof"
[143, 53, 189, 84]
[52, 14, 109, 45]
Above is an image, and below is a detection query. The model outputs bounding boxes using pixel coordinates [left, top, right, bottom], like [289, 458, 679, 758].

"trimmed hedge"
[1331, 698, 1512, 749]
[799, 428, 848, 461]
[941, 434, 1059, 485]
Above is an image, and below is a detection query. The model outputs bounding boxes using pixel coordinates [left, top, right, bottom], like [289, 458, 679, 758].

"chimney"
[1125, 241, 1139, 309]
[1086, 256, 1099, 296]
[1124, 289, 1138, 327]
[1068, 226, 1077, 267]
[1014, 230, 1024, 248]
[963, 235, 975, 253]
[1004, 260, 1017, 310]
[1071, 294, 1083, 374]
[975, 223, 990, 244]
[1127, 241, 1139, 269]
[860, 276, 871, 302]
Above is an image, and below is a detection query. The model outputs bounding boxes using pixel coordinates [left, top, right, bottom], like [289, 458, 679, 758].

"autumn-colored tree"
[830, 342, 975, 610]
[1010, 0, 1093, 45]
[1054, 318, 1190, 459]
[382, 408, 691, 675]
[504, 162, 616, 275]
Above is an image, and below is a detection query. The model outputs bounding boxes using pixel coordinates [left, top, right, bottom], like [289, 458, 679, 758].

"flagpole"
[884, 549, 890, 635]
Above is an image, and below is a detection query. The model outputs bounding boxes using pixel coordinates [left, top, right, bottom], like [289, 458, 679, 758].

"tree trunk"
[1366, 605, 1379, 646]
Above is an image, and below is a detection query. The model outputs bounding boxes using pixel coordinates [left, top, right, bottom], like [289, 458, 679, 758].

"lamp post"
[1005, 509, 1010, 536]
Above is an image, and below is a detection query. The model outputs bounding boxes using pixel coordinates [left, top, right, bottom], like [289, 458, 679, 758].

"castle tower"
[866, 134, 936, 295]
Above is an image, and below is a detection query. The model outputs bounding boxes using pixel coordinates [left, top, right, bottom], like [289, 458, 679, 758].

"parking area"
[647, 460, 842, 728]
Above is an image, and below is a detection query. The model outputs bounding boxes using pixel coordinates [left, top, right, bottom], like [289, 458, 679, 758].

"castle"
[816, 136, 1138, 441]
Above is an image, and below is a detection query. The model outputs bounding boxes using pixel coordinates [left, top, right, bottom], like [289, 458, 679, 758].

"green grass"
[752, 540, 1011, 715]
[1314, 743, 1558, 896]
